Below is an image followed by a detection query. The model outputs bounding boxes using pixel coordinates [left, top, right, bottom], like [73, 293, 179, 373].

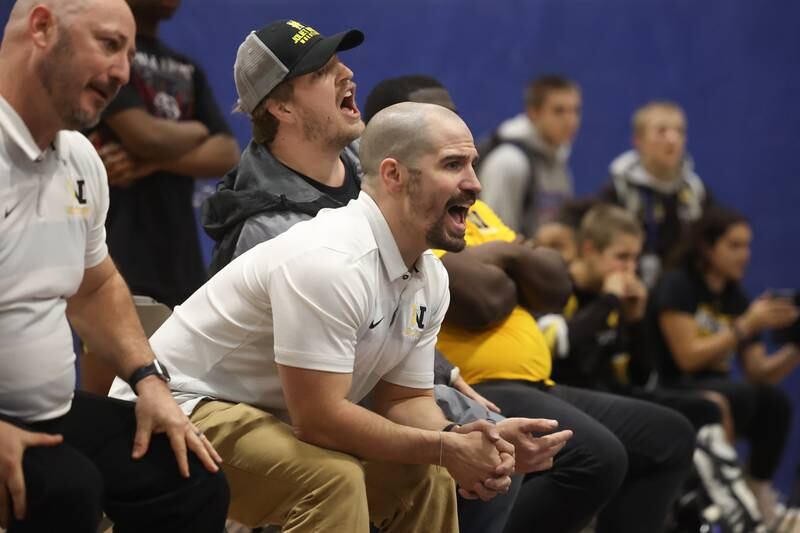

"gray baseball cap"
[234, 19, 364, 113]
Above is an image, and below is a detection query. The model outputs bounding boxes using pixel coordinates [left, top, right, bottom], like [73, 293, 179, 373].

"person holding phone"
[653, 205, 800, 528]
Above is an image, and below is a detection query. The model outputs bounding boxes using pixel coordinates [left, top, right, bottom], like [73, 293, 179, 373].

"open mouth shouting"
[339, 83, 360, 119]
[445, 194, 476, 234]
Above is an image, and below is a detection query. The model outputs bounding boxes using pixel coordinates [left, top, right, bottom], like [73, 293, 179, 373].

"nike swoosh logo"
[4, 206, 12, 218]
[369, 317, 384, 329]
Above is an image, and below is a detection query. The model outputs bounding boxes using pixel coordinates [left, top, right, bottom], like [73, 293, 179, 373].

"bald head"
[6, 0, 88, 34]
[1, 0, 135, 145]
[360, 102, 467, 185]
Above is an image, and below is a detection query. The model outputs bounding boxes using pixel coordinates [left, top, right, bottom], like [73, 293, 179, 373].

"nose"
[110, 52, 131, 87]
[463, 165, 482, 195]
[664, 127, 683, 145]
[338, 60, 355, 82]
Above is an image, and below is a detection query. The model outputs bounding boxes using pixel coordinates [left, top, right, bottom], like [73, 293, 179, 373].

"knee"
[655, 407, 696, 471]
[25, 458, 104, 528]
[557, 428, 628, 497]
[314, 454, 366, 496]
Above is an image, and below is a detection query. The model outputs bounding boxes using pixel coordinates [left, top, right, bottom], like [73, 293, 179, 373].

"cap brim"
[288, 29, 364, 80]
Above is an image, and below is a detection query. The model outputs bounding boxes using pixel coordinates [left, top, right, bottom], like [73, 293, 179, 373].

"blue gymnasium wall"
[2, 0, 799, 493]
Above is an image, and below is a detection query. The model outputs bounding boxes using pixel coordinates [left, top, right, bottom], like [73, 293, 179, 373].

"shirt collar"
[0, 95, 69, 163]
[357, 191, 415, 282]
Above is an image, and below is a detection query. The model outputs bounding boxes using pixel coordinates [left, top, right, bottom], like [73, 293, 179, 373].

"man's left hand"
[496, 418, 572, 474]
[132, 377, 222, 477]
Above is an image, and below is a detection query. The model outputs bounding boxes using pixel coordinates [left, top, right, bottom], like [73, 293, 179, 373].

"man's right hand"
[442, 420, 515, 501]
[0, 420, 63, 526]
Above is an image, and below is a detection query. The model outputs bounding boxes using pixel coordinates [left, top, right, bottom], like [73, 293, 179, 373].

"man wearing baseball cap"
[202, 19, 366, 274]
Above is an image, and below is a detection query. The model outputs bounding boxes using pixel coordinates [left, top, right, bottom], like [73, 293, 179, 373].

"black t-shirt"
[297, 159, 360, 205]
[554, 283, 649, 391]
[652, 267, 752, 383]
[96, 36, 232, 307]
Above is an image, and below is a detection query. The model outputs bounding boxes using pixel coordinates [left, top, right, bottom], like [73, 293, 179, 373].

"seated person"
[435, 199, 695, 533]
[654, 205, 800, 526]
[477, 75, 581, 237]
[0, 1, 228, 531]
[110, 100, 528, 532]
[600, 101, 712, 287]
[533, 197, 596, 265]
[555, 204, 766, 530]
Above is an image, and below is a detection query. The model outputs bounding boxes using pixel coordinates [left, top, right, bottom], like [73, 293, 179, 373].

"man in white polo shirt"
[110, 101, 516, 532]
[0, 0, 228, 531]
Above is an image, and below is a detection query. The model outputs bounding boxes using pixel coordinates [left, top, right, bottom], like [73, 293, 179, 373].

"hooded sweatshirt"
[601, 149, 711, 286]
[478, 113, 574, 236]
[201, 141, 361, 276]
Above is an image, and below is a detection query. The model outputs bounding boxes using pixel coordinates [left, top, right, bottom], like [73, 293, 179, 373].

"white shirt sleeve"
[269, 250, 370, 373]
[382, 261, 450, 389]
[81, 136, 109, 269]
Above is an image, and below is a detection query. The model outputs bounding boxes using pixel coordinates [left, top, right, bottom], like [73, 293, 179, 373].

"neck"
[135, 17, 160, 39]
[270, 135, 346, 187]
[569, 260, 600, 292]
[0, 61, 61, 150]
[641, 159, 679, 182]
[368, 189, 425, 269]
[704, 269, 727, 293]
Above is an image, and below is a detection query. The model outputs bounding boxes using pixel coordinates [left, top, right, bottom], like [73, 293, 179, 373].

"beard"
[407, 170, 475, 253]
[37, 30, 115, 130]
[298, 105, 363, 151]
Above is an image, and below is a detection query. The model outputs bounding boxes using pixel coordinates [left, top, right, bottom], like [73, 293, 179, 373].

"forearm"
[66, 271, 153, 379]
[106, 111, 209, 160]
[157, 134, 239, 178]
[673, 329, 740, 372]
[294, 398, 444, 465]
[441, 249, 519, 329]
[377, 393, 452, 430]
[744, 344, 800, 384]
[505, 246, 571, 313]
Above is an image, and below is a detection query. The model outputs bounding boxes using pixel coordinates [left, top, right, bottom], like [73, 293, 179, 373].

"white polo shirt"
[110, 192, 450, 419]
[0, 96, 109, 422]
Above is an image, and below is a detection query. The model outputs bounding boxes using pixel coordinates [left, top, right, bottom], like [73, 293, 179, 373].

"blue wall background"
[2, 0, 798, 494]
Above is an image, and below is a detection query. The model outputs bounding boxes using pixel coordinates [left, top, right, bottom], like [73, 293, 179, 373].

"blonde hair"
[578, 204, 643, 252]
[631, 101, 685, 138]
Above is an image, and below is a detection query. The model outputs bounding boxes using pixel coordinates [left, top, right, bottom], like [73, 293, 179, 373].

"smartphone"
[769, 289, 800, 344]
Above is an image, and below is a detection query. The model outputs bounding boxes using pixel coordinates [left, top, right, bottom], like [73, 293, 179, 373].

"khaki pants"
[191, 401, 458, 533]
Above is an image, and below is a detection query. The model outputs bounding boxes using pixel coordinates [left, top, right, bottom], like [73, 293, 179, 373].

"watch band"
[128, 360, 170, 394]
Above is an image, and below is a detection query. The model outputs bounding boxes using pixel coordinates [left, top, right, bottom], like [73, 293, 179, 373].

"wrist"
[133, 374, 166, 395]
[733, 317, 751, 343]
[127, 359, 171, 395]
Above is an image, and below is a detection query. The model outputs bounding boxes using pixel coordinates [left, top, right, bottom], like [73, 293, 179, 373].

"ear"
[264, 98, 295, 124]
[631, 133, 642, 151]
[29, 6, 56, 49]
[378, 158, 403, 194]
[526, 105, 540, 123]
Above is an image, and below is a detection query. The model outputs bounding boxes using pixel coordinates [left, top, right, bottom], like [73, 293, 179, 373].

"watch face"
[154, 360, 171, 382]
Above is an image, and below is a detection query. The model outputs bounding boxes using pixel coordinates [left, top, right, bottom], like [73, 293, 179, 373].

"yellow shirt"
[434, 200, 554, 385]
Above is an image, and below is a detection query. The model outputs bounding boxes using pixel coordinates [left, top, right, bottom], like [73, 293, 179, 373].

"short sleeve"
[269, 251, 369, 373]
[73, 134, 109, 268]
[728, 285, 751, 317]
[655, 270, 698, 314]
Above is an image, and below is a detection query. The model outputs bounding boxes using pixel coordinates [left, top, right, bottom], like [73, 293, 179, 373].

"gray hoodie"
[478, 113, 574, 236]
